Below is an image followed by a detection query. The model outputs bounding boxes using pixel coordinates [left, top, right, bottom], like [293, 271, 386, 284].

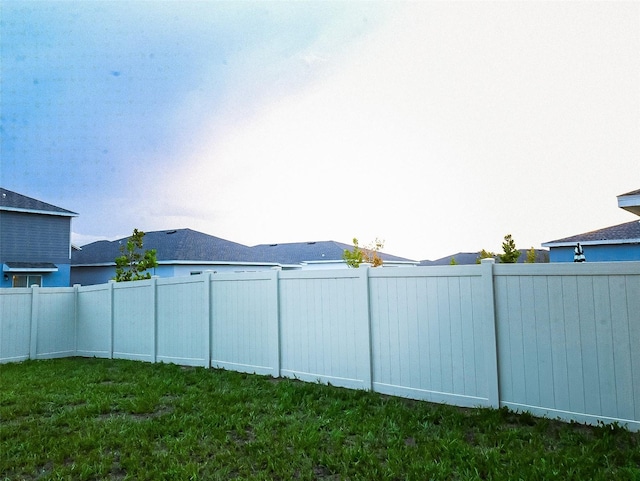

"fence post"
[29, 285, 40, 360]
[151, 276, 158, 364]
[270, 268, 281, 378]
[73, 284, 80, 356]
[203, 272, 212, 369]
[358, 266, 373, 391]
[481, 258, 500, 408]
[108, 280, 115, 359]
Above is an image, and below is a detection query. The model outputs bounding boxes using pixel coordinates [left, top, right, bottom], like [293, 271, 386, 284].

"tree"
[449, 257, 457, 265]
[114, 229, 158, 282]
[343, 238, 364, 268]
[525, 247, 537, 263]
[499, 234, 521, 264]
[343, 237, 384, 268]
[476, 249, 496, 264]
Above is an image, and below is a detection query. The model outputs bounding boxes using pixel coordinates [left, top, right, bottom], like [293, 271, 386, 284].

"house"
[0, 188, 78, 288]
[251, 240, 418, 269]
[71, 229, 419, 285]
[542, 189, 640, 262]
[70, 228, 282, 285]
[420, 249, 549, 266]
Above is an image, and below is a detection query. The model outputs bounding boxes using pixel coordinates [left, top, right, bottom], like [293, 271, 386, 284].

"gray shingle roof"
[542, 220, 640, 247]
[420, 252, 480, 266]
[420, 249, 549, 266]
[0, 188, 78, 216]
[619, 189, 640, 197]
[251, 240, 416, 264]
[72, 230, 417, 266]
[72, 229, 265, 265]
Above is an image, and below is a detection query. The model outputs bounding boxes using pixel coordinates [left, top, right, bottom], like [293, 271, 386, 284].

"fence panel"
[278, 269, 370, 390]
[77, 284, 112, 358]
[210, 272, 279, 376]
[112, 280, 155, 361]
[2, 262, 638, 430]
[494, 263, 640, 429]
[34, 287, 76, 359]
[369, 267, 489, 407]
[157, 276, 208, 367]
[0, 288, 32, 363]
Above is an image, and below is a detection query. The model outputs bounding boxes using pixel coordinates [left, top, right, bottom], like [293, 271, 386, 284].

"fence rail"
[1, 260, 638, 431]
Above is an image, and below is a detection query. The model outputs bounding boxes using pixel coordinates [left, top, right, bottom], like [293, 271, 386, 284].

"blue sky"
[2, 1, 639, 260]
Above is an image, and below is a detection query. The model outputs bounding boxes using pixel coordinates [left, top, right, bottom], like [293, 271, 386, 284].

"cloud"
[162, 2, 639, 260]
[6, 2, 639, 260]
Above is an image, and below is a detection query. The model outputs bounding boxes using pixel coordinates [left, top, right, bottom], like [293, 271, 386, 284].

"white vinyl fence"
[1, 260, 638, 431]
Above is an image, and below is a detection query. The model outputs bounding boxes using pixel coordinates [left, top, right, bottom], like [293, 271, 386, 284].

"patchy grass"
[1, 358, 638, 480]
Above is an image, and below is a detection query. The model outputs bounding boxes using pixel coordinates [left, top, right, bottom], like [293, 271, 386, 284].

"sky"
[2, 1, 639, 261]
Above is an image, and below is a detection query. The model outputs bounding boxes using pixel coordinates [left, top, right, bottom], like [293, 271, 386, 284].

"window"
[190, 271, 202, 276]
[12, 275, 42, 288]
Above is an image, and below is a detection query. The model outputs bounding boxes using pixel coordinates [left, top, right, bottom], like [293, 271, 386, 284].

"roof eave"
[617, 193, 640, 216]
[300, 259, 418, 266]
[72, 260, 284, 267]
[161, 260, 282, 267]
[0, 206, 79, 217]
[542, 238, 640, 248]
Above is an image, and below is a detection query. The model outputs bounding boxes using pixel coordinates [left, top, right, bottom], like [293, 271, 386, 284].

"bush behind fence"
[1, 260, 639, 431]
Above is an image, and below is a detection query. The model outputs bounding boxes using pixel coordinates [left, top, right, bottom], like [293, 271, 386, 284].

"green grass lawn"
[1, 358, 638, 480]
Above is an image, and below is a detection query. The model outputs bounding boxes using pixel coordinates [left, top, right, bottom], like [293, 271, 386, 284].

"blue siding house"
[1, 188, 78, 287]
[542, 189, 640, 262]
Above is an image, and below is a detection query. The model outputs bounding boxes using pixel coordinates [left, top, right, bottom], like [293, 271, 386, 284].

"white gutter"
[0, 206, 78, 217]
[71, 260, 285, 268]
[3, 264, 58, 273]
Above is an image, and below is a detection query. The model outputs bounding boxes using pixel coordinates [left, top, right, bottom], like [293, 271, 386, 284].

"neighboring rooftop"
[0, 187, 78, 216]
[420, 249, 549, 266]
[251, 240, 417, 265]
[72, 229, 265, 265]
[542, 220, 640, 247]
[72, 230, 418, 267]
